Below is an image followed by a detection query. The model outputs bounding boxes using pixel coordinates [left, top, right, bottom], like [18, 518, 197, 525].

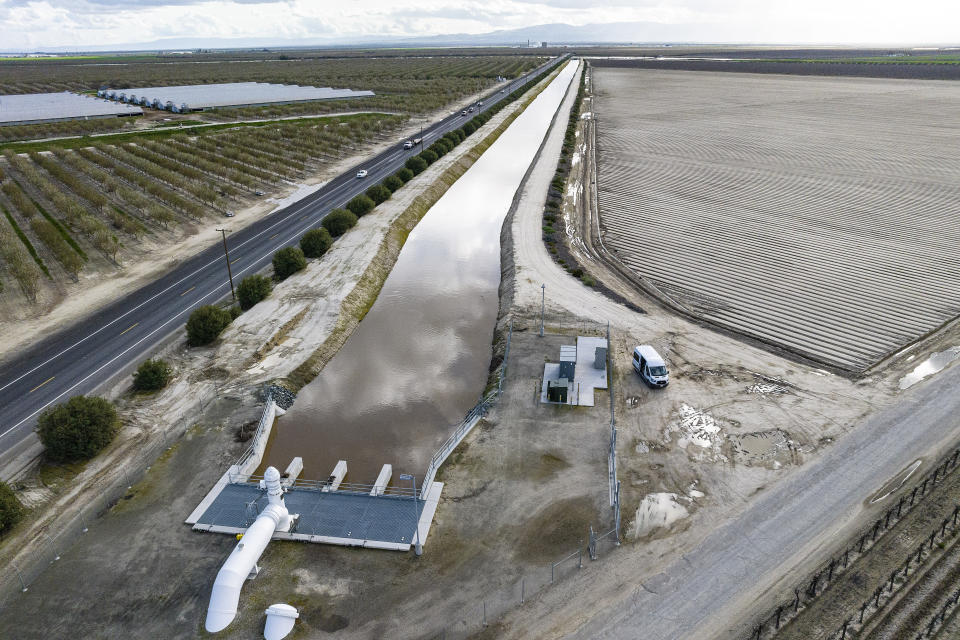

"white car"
[356, 169, 368, 178]
[403, 141, 413, 149]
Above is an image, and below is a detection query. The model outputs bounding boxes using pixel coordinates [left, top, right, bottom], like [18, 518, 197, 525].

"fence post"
[521, 578, 525, 604]
[482, 600, 487, 627]
[13, 565, 27, 592]
[80, 510, 89, 533]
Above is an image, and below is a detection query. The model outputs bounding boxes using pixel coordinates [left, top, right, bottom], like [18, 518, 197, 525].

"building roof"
[0, 92, 142, 125]
[100, 82, 374, 110]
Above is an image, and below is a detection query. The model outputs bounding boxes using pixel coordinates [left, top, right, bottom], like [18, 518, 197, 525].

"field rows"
[593, 68, 960, 370]
[0, 56, 542, 124]
[0, 113, 405, 302]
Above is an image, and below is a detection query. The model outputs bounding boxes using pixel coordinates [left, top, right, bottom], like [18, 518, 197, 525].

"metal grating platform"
[194, 483, 429, 547]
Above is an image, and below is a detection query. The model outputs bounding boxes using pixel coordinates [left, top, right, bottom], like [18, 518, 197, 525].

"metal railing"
[231, 391, 276, 481]
[240, 474, 419, 499]
[419, 390, 498, 499]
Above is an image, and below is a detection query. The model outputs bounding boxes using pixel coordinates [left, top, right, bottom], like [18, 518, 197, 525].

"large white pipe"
[205, 467, 290, 633]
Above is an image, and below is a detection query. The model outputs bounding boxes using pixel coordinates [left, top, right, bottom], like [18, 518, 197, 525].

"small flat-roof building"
[541, 336, 609, 407]
[0, 92, 142, 126]
[99, 82, 374, 112]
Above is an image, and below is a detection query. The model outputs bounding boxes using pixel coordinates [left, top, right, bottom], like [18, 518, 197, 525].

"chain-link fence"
[0, 385, 221, 615]
[422, 527, 619, 640]
[417, 314, 624, 639]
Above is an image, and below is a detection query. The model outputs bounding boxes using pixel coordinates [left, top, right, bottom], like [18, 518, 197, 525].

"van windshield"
[649, 366, 667, 376]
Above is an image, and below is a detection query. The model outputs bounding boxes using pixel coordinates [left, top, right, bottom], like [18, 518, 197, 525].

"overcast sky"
[0, 0, 957, 50]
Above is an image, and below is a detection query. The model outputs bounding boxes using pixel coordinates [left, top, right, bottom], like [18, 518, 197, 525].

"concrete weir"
[188, 396, 441, 551]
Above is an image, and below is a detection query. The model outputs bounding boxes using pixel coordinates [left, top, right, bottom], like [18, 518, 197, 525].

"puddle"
[728, 430, 797, 467]
[260, 61, 579, 482]
[898, 347, 960, 389]
[869, 459, 923, 504]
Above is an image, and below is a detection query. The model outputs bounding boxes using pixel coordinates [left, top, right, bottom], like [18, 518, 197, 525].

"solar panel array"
[98, 82, 374, 111]
[0, 92, 142, 125]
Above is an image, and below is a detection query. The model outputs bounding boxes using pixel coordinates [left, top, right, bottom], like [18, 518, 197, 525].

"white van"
[633, 345, 669, 388]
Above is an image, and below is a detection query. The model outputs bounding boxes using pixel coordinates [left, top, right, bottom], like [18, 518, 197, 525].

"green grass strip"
[1, 204, 51, 279]
[0, 112, 400, 154]
[31, 198, 87, 261]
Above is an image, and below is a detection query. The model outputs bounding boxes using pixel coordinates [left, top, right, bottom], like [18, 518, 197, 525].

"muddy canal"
[261, 60, 578, 483]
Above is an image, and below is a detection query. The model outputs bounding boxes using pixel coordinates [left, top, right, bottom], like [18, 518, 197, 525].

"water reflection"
[261, 61, 578, 483]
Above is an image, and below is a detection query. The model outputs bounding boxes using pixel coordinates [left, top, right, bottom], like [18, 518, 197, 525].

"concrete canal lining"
[261, 60, 580, 482]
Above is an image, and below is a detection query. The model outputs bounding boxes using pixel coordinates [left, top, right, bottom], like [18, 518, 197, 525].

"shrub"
[299, 228, 333, 259]
[365, 184, 391, 205]
[462, 122, 476, 136]
[0, 482, 24, 535]
[420, 150, 439, 165]
[272, 246, 306, 281]
[132, 358, 172, 391]
[405, 156, 428, 175]
[237, 273, 272, 309]
[37, 396, 119, 463]
[383, 175, 404, 192]
[322, 208, 358, 237]
[229, 305, 242, 320]
[346, 194, 376, 217]
[186, 304, 233, 346]
[396, 168, 414, 183]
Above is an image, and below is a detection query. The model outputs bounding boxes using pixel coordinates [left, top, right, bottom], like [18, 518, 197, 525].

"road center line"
[29, 376, 55, 394]
[118, 323, 139, 336]
[179, 286, 195, 297]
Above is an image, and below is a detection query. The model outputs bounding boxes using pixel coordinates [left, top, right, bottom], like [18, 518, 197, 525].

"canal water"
[261, 60, 578, 483]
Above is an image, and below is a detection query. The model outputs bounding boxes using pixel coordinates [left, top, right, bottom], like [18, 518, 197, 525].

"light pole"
[216, 228, 236, 302]
[540, 283, 546, 337]
[399, 473, 422, 556]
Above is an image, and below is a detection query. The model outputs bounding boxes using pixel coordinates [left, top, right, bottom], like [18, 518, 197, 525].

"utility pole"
[216, 228, 236, 301]
[540, 283, 546, 337]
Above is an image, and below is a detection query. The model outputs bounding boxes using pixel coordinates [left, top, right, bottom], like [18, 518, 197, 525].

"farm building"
[97, 82, 375, 112]
[0, 92, 142, 126]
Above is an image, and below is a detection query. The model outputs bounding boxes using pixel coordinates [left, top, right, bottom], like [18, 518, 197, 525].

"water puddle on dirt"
[259, 61, 579, 483]
[898, 347, 960, 389]
[728, 430, 796, 468]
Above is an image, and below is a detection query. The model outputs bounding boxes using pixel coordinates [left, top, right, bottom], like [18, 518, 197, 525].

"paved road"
[0, 55, 566, 474]
[570, 361, 960, 640]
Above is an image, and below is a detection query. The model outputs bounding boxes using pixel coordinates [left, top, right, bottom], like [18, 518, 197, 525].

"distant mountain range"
[0, 21, 728, 55]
